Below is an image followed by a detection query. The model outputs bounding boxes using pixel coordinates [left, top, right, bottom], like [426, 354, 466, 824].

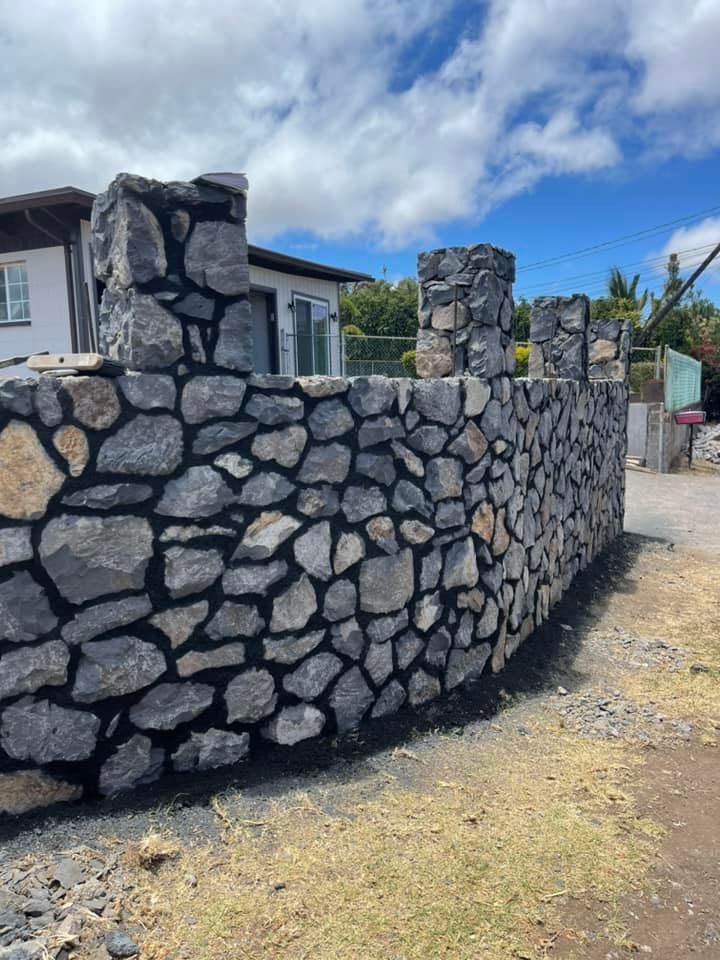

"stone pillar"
[588, 318, 632, 382]
[92, 173, 252, 373]
[416, 244, 515, 379]
[528, 295, 589, 380]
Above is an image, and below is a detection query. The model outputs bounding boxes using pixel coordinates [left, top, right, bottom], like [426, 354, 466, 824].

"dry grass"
[123, 830, 181, 871]
[130, 725, 658, 960]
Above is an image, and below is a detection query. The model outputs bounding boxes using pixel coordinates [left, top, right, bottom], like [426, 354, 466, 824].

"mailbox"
[674, 410, 706, 425]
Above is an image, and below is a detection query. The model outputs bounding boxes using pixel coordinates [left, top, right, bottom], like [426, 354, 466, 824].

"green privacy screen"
[664, 347, 702, 412]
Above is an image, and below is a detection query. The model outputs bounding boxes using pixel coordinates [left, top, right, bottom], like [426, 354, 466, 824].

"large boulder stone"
[73, 635, 166, 702]
[130, 682, 214, 730]
[0, 421, 65, 520]
[330, 667, 374, 733]
[62, 594, 152, 645]
[97, 414, 183, 475]
[0, 571, 57, 642]
[283, 652, 343, 700]
[181, 376, 247, 424]
[225, 668, 277, 722]
[413, 379, 461, 424]
[348, 377, 396, 416]
[164, 546, 224, 598]
[1, 698, 99, 763]
[185, 220, 249, 295]
[262, 704, 325, 745]
[359, 549, 414, 614]
[99, 288, 184, 370]
[39, 515, 153, 604]
[156, 466, 236, 518]
[173, 728, 250, 772]
[215, 301, 254, 372]
[99, 734, 164, 797]
[0, 639, 69, 700]
[92, 184, 167, 287]
[0, 770, 82, 816]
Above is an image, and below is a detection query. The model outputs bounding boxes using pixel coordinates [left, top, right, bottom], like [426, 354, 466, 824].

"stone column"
[92, 173, 252, 373]
[528, 295, 589, 380]
[588, 318, 632, 382]
[415, 244, 515, 379]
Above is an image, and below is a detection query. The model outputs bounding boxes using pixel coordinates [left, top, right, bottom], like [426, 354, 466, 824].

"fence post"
[415, 245, 515, 379]
[528, 296, 589, 379]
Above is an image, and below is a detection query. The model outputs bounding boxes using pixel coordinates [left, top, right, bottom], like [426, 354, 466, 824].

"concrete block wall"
[0, 179, 629, 815]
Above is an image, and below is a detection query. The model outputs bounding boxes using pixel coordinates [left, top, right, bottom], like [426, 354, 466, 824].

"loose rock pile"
[692, 421, 720, 464]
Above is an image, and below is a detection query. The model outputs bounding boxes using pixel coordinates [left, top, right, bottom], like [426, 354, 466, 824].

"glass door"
[293, 295, 329, 375]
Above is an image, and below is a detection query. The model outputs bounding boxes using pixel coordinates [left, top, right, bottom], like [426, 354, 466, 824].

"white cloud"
[0, 0, 719, 247]
[656, 217, 720, 279]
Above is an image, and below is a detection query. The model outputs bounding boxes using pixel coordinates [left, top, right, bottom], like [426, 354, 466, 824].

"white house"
[0, 187, 372, 377]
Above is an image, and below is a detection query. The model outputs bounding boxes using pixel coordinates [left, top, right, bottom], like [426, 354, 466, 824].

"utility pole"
[636, 240, 720, 346]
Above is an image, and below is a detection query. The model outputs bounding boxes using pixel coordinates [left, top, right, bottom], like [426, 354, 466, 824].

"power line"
[517, 204, 720, 273]
[514, 242, 720, 299]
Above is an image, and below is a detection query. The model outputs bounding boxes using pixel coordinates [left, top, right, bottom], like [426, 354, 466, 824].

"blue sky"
[2, 0, 720, 305]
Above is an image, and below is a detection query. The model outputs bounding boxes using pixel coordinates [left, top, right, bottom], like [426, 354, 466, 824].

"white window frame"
[0, 261, 31, 325]
[292, 292, 331, 376]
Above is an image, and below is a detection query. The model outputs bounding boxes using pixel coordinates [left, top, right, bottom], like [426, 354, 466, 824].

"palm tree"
[608, 267, 648, 312]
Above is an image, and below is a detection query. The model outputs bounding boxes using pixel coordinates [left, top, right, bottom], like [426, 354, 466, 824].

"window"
[293, 295, 329, 375]
[0, 263, 30, 323]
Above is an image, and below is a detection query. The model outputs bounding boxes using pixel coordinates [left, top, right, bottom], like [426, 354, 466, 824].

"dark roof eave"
[248, 244, 374, 283]
[0, 187, 95, 217]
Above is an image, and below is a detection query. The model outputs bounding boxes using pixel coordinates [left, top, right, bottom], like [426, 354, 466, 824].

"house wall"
[0, 246, 71, 376]
[249, 264, 341, 376]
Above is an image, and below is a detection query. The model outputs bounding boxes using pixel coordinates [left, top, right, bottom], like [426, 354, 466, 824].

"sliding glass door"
[293, 295, 329, 375]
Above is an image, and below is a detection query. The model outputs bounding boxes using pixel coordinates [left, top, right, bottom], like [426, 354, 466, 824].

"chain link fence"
[281, 332, 417, 377]
[629, 345, 662, 394]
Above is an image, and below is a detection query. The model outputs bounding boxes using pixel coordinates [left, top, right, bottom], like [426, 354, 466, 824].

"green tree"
[513, 298, 531, 341]
[339, 279, 418, 339]
[607, 267, 648, 313]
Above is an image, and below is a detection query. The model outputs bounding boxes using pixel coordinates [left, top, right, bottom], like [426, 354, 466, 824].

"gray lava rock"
[365, 640, 393, 686]
[348, 377, 396, 416]
[104, 929, 140, 959]
[99, 734, 164, 797]
[99, 287, 183, 370]
[172, 728, 250, 772]
[97, 414, 183, 475]
[308, 399, 354, 439]
[391, 479, 432, 518]
[443, 537, 479, 589]
[371, 679, 406, 718]
[407, 425, 448, 455]
[225, 668, 277, 723]
[62, 594, 152, 646]
[367, 610, 409, 644]
[356, 452, 397, 486]
[297, 485, 340, 517]
[192, 420, 257, 455]
[223, 560, 288, 596]
[118, 373, 176, 410]
[172, 292, 215, 320]
[150, 600, 209, 648]
[357, 415, 405, 448]
[331, 618, 365, 659]
[330, 667, 375, 733]
[0, 571, 57, 642]
[426, 457, 463, 501]
[341, 486, 387, 522]
[215, 300, 254, 372]
[0, 527, 32, 567]
[1, 698, 99, 763]
[244, 394, 304, 425]
[270, 575, 317, 632]
[237, 472, 296, 507]
[73, 635, 166, 702]
[283, 652, 343, 700]
[298, 443, 352, 484]
[359, 549, 414, 614]
[323, 579, 357, 621]
[445, 644, 491, 690]
[412, 379, 460, 424]
[262, 704, 325, 745]
[294, 522, 332, 580]
[39, 515, 153, 604]
[130, 682, 214, 730]
[206, 602, 264, 639]
[61, 483, 154, 510]
[264, 629, 325, 665]
[252, 426, 308, 467]
[164, 546, 224, 598]
[185, 220, 249, 295]
[156, 466, 236, 518]
[0, 640, 69, 700]
[408, 669, 441, 706]
[181, 376, 247, 424]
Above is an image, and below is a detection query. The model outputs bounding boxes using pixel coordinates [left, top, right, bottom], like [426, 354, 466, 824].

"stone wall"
[0, 177, 629, 814]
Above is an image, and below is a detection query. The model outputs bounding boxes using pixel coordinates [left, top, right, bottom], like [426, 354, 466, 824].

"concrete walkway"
[624, 466, 720, 552]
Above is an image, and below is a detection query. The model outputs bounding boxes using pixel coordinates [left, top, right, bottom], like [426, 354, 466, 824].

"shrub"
[629, 361, 656, 395]
[341, 324, 365, 339]
[514, 345, 530, 377]
[401, 350, 417, 378]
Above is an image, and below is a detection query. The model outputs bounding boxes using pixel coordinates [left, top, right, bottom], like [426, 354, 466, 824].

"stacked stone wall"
[0, 176, 628, 813]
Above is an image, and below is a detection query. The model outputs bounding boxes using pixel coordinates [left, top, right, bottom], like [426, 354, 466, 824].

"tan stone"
[416, 330, 452, 378]
[491, 508, 510, 556]
[366, 516, 395, 543]
[53, 425, 89, 477]
[491, 621, 507, 673]
[0, 421, 65, 520]
[431, 300, 470, 331]
[472, 502, 495, 543]
[589, 339, 617, 364]
[0, 769, 82, 815]
[62, 376, 121, 430]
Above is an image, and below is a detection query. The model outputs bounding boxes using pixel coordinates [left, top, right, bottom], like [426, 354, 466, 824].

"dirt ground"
[1, 465, 718, 960]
